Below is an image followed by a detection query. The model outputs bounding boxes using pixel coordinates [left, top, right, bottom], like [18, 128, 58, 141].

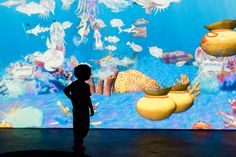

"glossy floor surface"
[0, 129, 235, 157]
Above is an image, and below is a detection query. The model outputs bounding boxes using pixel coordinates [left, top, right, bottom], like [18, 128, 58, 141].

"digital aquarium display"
[0, 0, 236, 129]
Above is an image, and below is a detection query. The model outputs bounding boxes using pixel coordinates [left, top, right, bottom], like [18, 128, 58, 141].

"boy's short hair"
[74, 64, 91, 81]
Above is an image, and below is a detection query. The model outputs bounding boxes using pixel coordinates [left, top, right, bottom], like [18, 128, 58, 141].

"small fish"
[134, 18, 149, 25]
[110, 19, 125, 28]
[127, 41, 143, 52]
[104, 36, 120, 43]
[118, 57, 135, 67]
[176, 61, 187, 67]
[149, 46, 163, 58]
[106, 45, 117, 51]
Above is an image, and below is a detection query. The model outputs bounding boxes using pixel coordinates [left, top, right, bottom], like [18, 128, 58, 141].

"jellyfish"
[39, 0, 55, 18]
[61, 0, 75, 10]
[99, 0, 131, 12]
[75, 0, 98, 20]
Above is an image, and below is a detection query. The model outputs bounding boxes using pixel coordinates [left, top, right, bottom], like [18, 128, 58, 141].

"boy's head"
[74, 64, 91, 81]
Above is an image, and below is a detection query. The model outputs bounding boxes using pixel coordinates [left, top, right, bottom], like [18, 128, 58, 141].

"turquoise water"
[0, 0, 236, 129]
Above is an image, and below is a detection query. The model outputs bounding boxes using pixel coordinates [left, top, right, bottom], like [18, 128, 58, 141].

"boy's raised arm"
[63, 85, 72, 99]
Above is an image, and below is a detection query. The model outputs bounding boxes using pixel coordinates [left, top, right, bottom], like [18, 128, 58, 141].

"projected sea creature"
[111, 18, 146, 37]
[61, 0, 75, 10]
[136, 87, 176, 120]
[162, 51, 193, 65]
[105, 45, 117, 52]
[119, 25, 136, 33]
[75, 0, 98, 19]
[149, 46, 193, 66]
[104, 36, 120, 43]
[16, 2, 46, 16]
[91, 19, 106, 50]
[131, 26, 147, 38]
[217, 56, 236, 90]
[2, 106, 43, 127]
[200, 19, 236, 57]
[136, 75, 200, 120]
[39, 0, 55, 18]
[26, 24, 50, 36]
[47, 21, 70, 52]
[176, 61, 187, 67]
[132, 0, 181, 15]
[110, 19, 125, 31]
[0, 0, 25, 8]
[111, 19, 147, 38]
[7, 62, 34, 79]
[57, 101, 71, 115]
[43, 50, 65, 72]
[99, 0, 131, 12]
[74, 18, 90, 46]
[193, 47, 227, 78]
[219, 99, 236, 128]
[149, 46, 163, 58]
[134, 18, 149, 25]
[127, 41, 143, 52]
[16, 0, 55, 18]
[168, 75, 200, 113]
[118, 57, 136, 67]
[192, 121, 213, 129]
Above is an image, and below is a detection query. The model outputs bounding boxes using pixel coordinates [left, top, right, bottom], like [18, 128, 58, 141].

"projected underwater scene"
[0, 0, 236, 129]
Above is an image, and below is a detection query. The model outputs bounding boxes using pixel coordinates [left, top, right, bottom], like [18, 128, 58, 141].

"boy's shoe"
[73, 149, 91, 157]
[72, 145, 86, 152]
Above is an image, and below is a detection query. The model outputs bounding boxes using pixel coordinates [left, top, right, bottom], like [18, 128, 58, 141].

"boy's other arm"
[86, 84, 94, 116]
[88, 98, 94, 116]
[63, 85, 72, 99]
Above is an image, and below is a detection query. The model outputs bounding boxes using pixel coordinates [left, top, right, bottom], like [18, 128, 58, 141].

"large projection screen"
[0, 0, 236, 129]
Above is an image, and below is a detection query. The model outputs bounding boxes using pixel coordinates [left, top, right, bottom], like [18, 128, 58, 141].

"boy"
[63, 64, 94, 154]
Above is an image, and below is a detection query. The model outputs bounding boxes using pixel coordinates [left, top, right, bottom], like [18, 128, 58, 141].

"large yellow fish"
[200, 19, 236, 57]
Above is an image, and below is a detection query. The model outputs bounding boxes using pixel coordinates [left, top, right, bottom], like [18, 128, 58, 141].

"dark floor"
[0, 129, 236, 157]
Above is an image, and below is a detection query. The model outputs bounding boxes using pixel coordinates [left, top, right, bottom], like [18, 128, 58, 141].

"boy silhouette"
[63, 64, 94, 154]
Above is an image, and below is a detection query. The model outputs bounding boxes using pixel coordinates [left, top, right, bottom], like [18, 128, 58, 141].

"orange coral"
[192, 121, 213, 129]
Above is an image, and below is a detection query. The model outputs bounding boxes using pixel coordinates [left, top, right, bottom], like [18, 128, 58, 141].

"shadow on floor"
[0, 150, 91, 157]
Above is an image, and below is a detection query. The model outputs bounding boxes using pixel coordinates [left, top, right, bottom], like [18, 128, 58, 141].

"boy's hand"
[90, 109, 94, 117]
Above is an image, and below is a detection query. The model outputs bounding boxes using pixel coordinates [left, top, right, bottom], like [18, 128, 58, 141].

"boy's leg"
[82, 115, 90, 139]
[73, 114, 84, 151]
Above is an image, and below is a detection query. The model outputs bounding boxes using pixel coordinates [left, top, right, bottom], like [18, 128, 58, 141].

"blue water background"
[0, 0, 236, 128]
